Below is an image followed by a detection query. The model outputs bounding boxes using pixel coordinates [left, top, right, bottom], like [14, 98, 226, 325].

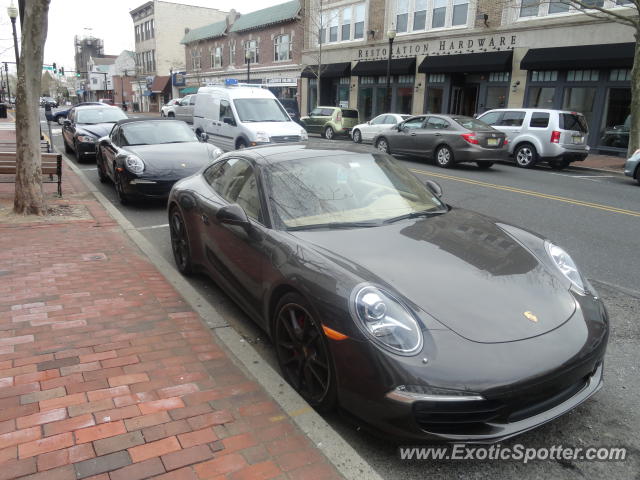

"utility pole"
[4, 63, 11, 102]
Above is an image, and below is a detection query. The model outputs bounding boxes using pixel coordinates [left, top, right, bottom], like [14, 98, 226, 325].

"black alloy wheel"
[435, 145, 454, 168]
[352, 129, 362, 143]
[274, 293, 336, 411]
[114, 170, 130, 205]
[169, 208, 193, 275]
[96, 151, 108, 183]
[477, 162, 494, 170]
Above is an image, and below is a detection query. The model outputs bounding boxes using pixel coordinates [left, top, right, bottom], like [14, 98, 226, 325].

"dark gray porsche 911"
[168, 145, 608, 443]
[96, 119, 223, 204]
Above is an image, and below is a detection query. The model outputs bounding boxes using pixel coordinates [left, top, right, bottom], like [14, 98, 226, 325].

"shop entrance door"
[450, 85, 479, 116]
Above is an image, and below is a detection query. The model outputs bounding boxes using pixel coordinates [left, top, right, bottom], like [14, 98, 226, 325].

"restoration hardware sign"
[356, 34, 518, 61]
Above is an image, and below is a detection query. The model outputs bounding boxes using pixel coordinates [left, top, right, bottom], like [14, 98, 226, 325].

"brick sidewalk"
[0, 126, 342, 479]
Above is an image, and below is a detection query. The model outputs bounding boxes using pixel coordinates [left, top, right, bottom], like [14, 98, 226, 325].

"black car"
[62, 105, 127, 161]
[97, 119, 223, 204]
[52, 102, 102, 125]
[168, 145, 608, 443]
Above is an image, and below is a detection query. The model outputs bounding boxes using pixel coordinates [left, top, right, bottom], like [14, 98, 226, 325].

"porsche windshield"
[121, 121, 198, 146]
[75, 108, 127, 124]
[265, 154, 446, 229]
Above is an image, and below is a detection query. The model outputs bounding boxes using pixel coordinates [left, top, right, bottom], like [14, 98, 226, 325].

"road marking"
[410, 168, 640, 218]
[137, 224, 169, 231]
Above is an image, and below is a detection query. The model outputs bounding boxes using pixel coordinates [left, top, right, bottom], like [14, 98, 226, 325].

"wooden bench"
[0, 140, 50, 153]
[0, 151, 63, 196]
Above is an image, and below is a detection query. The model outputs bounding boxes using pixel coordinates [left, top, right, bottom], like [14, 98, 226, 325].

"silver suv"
[477, 109, 589, 170]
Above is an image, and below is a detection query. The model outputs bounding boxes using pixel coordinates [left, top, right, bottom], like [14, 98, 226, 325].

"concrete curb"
[62, 156, 383, 480]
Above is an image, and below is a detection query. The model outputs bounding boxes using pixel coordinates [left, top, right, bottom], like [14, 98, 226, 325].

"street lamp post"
[385, 28, 396, 113]
[245, 51, 251, 83]
[4, 64, 11, 103]
[7, 1, 19, 69]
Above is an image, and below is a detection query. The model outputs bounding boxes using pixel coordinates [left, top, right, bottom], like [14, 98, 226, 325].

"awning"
[418, 51, 513, 74]
[150, 75, 170, 93]
[179, 86, 198, 94]
[520, 43, 634, 70]
[301, 62, 351, 78]
[351, 58, 416, 76]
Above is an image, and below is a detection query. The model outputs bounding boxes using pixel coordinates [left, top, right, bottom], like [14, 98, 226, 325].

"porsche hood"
[291, 209, 577, 344]
[124, 142, 218, 178]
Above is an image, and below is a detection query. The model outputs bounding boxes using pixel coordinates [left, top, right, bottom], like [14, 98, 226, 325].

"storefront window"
[528, 87, 555, 108]
[486, 86, 508, 110]
[397, 87, 413, 114]
[599, 88, 631, 150]
[358, 86, 373, 119]
[426, 87, 444, 113]
[562, 87, 597, 131]
[308, 78, 318, 111]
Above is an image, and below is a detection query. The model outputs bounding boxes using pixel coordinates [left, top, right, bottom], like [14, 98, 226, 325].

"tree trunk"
[316, 45, 321, 109]
[629, 31, 640, 158]
[13, 0, 50, 215]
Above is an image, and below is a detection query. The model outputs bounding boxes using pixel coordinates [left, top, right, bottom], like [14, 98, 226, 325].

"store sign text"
[356, 35, 518, 61]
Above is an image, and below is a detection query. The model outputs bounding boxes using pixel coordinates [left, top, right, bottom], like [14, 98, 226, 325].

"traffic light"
[76, 72, 81, 77]
[60, 67, 64, 76]
[52, 62, 57, 74]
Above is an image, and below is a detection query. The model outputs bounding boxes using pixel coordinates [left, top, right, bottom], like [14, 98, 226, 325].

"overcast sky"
[0, 0, 285, 75]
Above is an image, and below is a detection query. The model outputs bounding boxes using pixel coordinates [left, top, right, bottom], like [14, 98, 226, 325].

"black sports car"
[62, 105, 127, 161]
[97, 119, 223, 204]
[168, 145, 608, 442]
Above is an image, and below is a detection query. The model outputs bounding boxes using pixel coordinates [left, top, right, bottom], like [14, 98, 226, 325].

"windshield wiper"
[287, 221, 380, 231]
[383, 209, 446, 224]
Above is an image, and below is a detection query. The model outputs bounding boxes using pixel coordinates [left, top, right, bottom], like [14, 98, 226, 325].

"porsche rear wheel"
[274, 293, 336, 411]
[169, 207, 194, 275]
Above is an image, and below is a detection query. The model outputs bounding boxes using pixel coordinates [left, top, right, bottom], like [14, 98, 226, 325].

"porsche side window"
[235, 172, 263, 223]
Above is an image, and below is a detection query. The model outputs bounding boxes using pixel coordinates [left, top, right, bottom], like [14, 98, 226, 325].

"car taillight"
[336, 112, 342, 123]
[461, 132, 479, 145]
[550, 130, 561, 144]
[504, 138, 509, 145]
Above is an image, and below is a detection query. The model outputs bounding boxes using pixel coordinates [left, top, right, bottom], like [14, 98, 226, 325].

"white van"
[193, 82, 307, 151]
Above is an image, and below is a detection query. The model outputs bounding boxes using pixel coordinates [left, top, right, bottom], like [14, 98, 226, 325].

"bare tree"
[301, 0, 335, 108]
[14, 0, 50, 215]
[508, 0, 639, 156]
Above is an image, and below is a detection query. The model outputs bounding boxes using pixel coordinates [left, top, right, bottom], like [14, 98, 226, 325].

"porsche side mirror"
[217, 204, 250, 229]
[425, 180, 443, 198]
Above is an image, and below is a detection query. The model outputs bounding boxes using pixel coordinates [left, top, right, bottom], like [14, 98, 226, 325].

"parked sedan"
[97, 118, 223, 204]
[52, 102, 102, 125]
[168, 145, 608, 443]
[624, 148, 640, 184]
[351, 113, 411, 144]
[62, 105, 127, 161]
[375, 115, 508, 169]
[160, 98, 182, 117]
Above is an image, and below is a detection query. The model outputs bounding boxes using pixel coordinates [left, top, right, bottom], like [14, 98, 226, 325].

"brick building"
[130, 0, 229, 111]
[300, 0, 635, 155]
[181, 0, 303, 113]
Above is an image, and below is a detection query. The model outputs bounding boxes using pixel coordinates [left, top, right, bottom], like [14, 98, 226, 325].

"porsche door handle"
[201, 214, 210, 225]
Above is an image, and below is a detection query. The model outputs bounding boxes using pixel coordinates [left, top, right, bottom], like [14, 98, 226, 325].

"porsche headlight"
[300, 129, 308, 141]
[124, 154, 145, 174]
[352, 285, 422, 355]
[545, 242, 586, 293]
[255, 131, 270, 143]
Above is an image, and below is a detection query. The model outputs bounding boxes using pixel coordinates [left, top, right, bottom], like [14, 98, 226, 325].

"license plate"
[572, 136, 583, 144]
[487, 138, 499, 146]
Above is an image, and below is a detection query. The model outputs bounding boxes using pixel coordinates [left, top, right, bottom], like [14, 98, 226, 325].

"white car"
[160, 98, 182, 118]
[351, 113, 412, 144]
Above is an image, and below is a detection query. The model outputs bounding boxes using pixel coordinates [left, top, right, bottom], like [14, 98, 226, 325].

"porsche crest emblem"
[524, 311, 538, 323]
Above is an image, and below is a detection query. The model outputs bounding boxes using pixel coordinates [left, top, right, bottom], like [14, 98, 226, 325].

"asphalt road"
[44, 113, 640, 480]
